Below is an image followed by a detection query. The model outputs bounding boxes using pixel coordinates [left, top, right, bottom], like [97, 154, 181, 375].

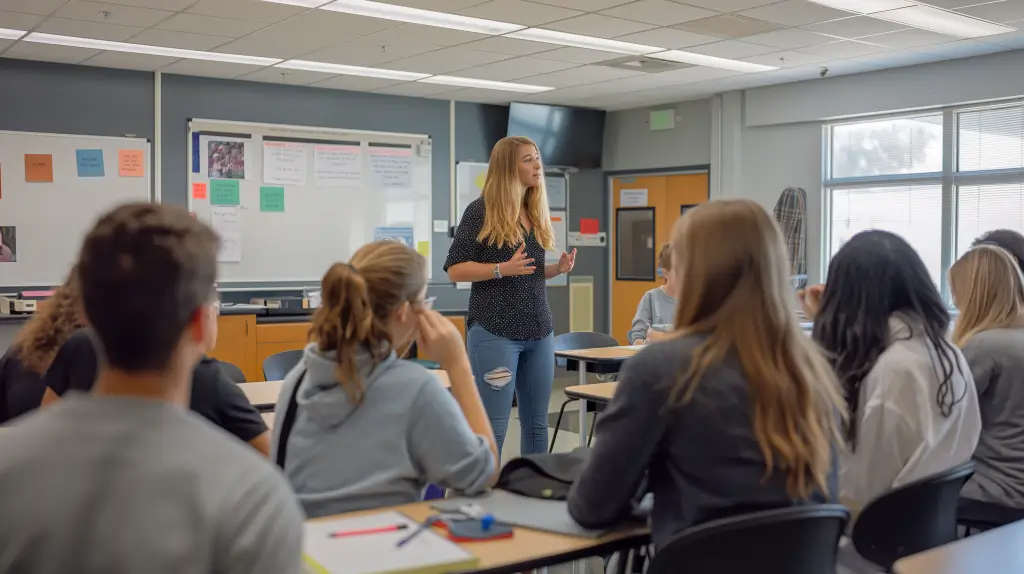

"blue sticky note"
[76, 149, 105, 177]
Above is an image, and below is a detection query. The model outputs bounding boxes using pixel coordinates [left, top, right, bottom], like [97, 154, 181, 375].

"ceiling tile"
[986, 29, 1024, 48]
[384, 46, 511, 74]
[303, 37, 446, 66]
[238, 66, 336, 85]
[54, 1, 174, 27]
[186, 0, 309, 24]
[0, 0, 70, 16]
[311, 75, 405, 91]
[527, 0, 634, 10]
[805, 39, 888, 58]
[742, 49, 828, 67]
[98, 0, 196, 9]
[804, 15, 907, 39]
[600, 1, 718, 26]
[82, 50, 178, 70]
[444, 87, 516, 104]
[452, 55, 579, 80]
[744, 28, 838, 49]
[916, 0, 988, 8]
[516, 64, 644, 88]
[531, 46, 618, 63]
[681, 0, 782, 11]
[957, 1, 1024, 23]
[213, 25, 354, 59]
[684, 39, 778, 58]
[0, 9, 43, 29]
[36, 18, 143, 41]
[384, 0, 494, 10]
[0, 39, 12, 50]
[738, 0, 853, 26]
[457, 0, 582, 26]
[129, 28, 234, 50]
[544, 14, 657, 37]
[3, 42, 100, 63]
[675, 14, 782, 38]
[461, 36, 558, 55]
[279, 9, 399, 36]
[352, 22, 487, 47]
[866, 28, 958, 49]
[159, 58, 265, 78]
[911, 38, 1009, 58]
[372, 81, 455, 97]
[615, 27, 720, 49]
[156, 13, 267, 38]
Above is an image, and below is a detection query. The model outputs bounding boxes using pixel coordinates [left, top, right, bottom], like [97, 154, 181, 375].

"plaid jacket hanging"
[773, 187, 807, 290]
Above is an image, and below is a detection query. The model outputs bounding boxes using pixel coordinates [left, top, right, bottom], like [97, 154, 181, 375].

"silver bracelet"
[493, 263, 502, 279]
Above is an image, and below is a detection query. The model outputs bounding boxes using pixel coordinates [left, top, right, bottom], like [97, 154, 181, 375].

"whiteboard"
[188, 119, 432, 283]
[0, 130, 152, 286]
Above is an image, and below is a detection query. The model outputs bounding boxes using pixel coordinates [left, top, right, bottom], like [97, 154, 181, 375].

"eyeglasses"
[419, 296, 437, 311]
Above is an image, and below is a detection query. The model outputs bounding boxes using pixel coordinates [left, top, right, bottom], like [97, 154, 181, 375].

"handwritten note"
[369, 145, 412, 188]
[260, 186, 285, 212]
[211, 206, 242, 263]
[263, 141, 307, 186]
[314, 144, 361, 186]
[75, 149, 105, 177]
[210, 179, 240, 205]
[118, 149, 145, 177]
[192, 182, 208, 200]
[24, 154, 53, 183]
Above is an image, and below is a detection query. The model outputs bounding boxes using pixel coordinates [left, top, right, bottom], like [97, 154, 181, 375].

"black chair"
[647, 504, 850, 574]
[958, 497, 1024, 534]
[217, 360, 246, 384]
[549, 331, 621, 452]
[263, 350, 304, 381]
[851, 461, 975, 572]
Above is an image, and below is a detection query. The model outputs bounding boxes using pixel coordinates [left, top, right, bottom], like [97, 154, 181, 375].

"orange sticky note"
[192, 182, 208, 199]
[24, 154, 53, 183]
[118, 149, 145, 177]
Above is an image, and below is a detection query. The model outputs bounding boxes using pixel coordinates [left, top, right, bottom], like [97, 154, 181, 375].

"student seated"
[628, 242, 677, 345]
[950, 244, 1024, 509]
[0, 268, 84, 423]
[568, 199, 844, 548]
[0, 203, 303, 573]
[272, 240, 498, 519]
[800, 230, 981, 512]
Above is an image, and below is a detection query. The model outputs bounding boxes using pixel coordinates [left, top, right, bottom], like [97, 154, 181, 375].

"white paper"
[620, 188, 648, 207]
[211, 206, 242, 263]
[546, 176, 568, 209]
[547, 210, 569, 286]
[313, 144, 361, 186]
[263, 141, 307, 186]
[369, 145, 412, 188]
[433, 219, 449, 233]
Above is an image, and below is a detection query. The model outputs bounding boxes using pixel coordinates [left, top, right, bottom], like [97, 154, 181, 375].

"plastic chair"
[263, 350, 304, 381]
[217, 360, 246, 384]
[958, 496, 1024, 535]
[851, 461, 975, 572]
[647, 504, 850, 574]
[549, 332, 621, 452]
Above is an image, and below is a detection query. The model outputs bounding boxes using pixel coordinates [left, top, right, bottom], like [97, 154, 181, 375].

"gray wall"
[602, 98, 712, 172]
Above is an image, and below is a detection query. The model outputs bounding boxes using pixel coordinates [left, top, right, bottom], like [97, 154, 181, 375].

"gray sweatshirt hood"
[296, 342, 397, 429]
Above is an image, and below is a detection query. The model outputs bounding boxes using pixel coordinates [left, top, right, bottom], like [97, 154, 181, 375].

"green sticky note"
[260, 186, 285, 212]
[649, 109, 674, 131]
[210, 179, 240, 205]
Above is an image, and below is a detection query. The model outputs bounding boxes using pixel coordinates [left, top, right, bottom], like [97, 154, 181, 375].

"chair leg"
[549, 399, 573, 453]
[587, 412, 599, 447]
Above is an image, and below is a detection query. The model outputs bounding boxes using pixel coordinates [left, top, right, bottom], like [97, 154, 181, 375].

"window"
[831, 115, 943, 178]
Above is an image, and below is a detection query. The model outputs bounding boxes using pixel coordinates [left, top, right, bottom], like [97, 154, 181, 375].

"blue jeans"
[467, 324, 554, 456]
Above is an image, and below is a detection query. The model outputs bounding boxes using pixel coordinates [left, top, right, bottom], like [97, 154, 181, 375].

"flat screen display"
[507, 102, 605, 169]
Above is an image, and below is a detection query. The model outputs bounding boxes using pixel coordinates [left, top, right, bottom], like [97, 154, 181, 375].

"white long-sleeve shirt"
[840, 315, 981, 510]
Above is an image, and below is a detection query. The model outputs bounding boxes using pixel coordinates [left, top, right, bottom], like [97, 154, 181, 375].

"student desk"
[894, 520, 1024, 574]
[312, 500, 650, 574]
[239, 370, 452, 411]
[565, 382, 618, 405]
[554, 348, 637, 447]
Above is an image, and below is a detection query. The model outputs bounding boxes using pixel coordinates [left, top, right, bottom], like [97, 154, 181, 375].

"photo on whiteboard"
[0, 226, 16, 263]
[208, 141, 246, 179]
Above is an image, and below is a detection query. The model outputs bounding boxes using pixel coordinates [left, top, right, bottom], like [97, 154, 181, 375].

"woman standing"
[445, 136, 575, 456]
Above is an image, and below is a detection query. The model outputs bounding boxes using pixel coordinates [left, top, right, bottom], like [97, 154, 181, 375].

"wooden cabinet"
[209, 314, 259, 382]
[255, 322, 310, 381]
[417, 315, 467, 363]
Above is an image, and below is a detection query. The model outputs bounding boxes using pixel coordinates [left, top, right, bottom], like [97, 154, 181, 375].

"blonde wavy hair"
[950, 244, 1024, 347]
[13, 266, 86, 374]
[478, 136, 555, 251]
[669, 199, 845, 499]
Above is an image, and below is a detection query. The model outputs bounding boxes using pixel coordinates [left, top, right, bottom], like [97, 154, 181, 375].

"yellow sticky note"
[416, 241, 429, 256]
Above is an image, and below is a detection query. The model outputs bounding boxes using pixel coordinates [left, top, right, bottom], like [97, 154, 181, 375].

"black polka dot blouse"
[444, 198, 553, 341]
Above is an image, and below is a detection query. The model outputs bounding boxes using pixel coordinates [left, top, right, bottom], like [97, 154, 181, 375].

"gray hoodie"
[271, 343, 495, 519]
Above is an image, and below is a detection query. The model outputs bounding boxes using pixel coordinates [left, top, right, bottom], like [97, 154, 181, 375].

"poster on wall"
[314, 144, 362, 186]
[208, 140, 246, 179]
[263, 141, 308, 186]
[455, 162, 488, 225]
[0, 226, 16, 263]
[369, 145, 412, 188]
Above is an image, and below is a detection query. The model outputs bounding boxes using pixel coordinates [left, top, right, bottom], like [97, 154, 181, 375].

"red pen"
[329, 524, 410, 538]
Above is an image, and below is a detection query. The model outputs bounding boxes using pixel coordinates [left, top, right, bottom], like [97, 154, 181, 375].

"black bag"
[496, 448, 589, 500]
[274, 368, 306, 469]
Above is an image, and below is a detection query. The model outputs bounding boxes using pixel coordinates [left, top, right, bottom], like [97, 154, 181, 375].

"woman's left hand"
[557, 249, 577, 274]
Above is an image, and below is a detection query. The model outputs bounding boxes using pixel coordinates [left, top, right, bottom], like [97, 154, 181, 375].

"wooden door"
[610, 173, 708, 344]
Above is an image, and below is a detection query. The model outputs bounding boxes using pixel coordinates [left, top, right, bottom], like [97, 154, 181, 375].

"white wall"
[602, 98, 711, 172]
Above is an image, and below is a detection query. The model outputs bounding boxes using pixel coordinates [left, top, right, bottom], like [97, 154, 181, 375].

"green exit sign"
[650, 109, 675, 131]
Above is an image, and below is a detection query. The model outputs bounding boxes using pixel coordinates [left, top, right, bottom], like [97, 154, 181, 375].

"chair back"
[648, 504, 850, 574]
[852, 461, 975, 570]
[217, 360, 246, 384]
[553, 332, 620, 368]
[263, 350, 304, 381]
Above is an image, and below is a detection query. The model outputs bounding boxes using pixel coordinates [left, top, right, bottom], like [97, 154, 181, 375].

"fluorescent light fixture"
[23, 33, 281, 65]
[0, 28, 26, 40]
[418, 75, 553, 93]
[872, 4, 1015, 37]
[261, 0, 334, 6]
[648, 50, 778, 73]
[320, 0, 523, 35]
[276, 59, 428, 80]
[806, 0, 914, 14]
[506, 28, 660, 55]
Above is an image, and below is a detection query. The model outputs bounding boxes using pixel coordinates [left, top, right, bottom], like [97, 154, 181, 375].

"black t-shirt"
[444, 197, 553, 341]
[0, 349, 46, 424]
[44, 329, 267, 442]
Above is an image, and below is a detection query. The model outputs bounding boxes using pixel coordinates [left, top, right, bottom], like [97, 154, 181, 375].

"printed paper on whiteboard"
[369, 145, 412, 188]
[211, 206, 242, 263]
[263, 141, 307, 186]
[620, 189, 648, 207]
[314, 143, 361, 186]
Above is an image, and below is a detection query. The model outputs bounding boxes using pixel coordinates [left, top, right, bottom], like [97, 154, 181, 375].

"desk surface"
[894, 521, 1024, 574]
[313, 501, 648, 574]
[240, 370, 451, 408]
[565, 382, 618, 402]
[555, 347, 640, 363]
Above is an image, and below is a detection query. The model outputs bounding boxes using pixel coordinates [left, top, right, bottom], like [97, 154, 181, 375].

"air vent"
[597, 55, 692, 73]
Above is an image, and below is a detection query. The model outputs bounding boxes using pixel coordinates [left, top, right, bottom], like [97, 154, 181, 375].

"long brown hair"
[13, 266, 86, 374]
[669, 199, 845, 499]
[309, 241, 427, 405]
[950, 244, 1024, 347]
[478, 136, 555, 251]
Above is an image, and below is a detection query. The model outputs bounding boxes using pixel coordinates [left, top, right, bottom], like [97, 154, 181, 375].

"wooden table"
[565, 382, 618, 404]
[554, 347, 638, 447]
[312, 500, 649, 574]
[894, 520, 1024, 574]
[240, 370, 451, 410]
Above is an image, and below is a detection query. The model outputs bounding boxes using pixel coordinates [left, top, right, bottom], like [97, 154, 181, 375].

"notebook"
[303, 511, 479, 574]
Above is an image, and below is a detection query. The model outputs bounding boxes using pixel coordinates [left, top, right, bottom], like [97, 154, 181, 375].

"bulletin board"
[0, 130, 152, 286]
[187, 119, 432, 283]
